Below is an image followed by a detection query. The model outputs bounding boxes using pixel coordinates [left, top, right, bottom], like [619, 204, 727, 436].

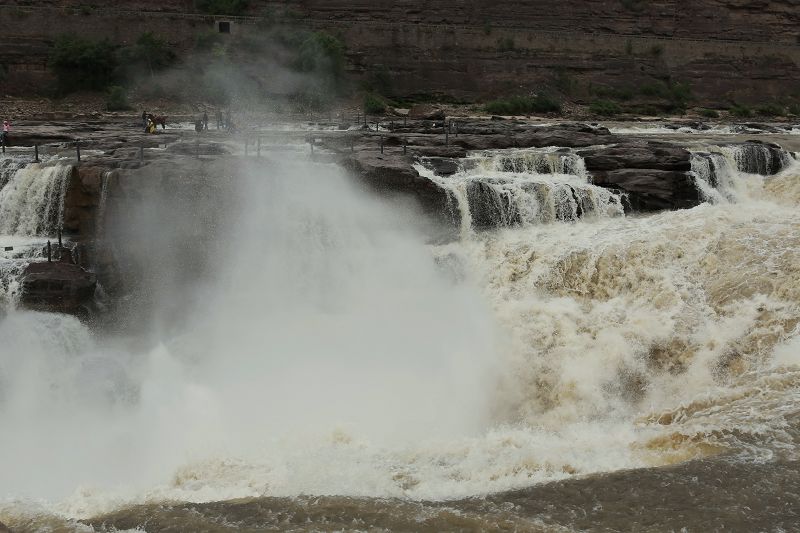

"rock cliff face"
[1, 0, 799, 106]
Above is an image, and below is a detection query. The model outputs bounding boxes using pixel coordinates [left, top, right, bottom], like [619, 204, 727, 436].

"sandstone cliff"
[1, 0, 798, 106]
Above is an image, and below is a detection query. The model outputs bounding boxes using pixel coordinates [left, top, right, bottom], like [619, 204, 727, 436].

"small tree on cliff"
[123, 32, 176, 77]
[49, 35, 119, 94]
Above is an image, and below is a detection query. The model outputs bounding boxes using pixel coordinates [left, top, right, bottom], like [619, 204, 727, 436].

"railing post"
[76, 141, 81, 162]
[34, 144, 39, 163]
[47, 240, 52, 262]
[380, 136, 384, 154]
[445, 126, 449, 146]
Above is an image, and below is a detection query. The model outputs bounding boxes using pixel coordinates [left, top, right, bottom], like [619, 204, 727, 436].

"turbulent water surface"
[1, 131, 800, 532]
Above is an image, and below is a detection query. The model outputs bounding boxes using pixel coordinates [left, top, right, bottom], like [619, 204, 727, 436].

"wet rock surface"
[593, 169, 701, 211]
[21, 260, 97, 314]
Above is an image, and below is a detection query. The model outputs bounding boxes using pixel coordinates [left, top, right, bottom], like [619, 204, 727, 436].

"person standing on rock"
[1, 120, 10, 145]
[142, 110, 148, 128]
[203, 111, 209, 131]
[216, 109, 222, 130]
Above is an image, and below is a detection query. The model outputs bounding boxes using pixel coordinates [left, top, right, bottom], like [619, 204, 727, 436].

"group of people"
[141, 109, 236, 135]
[141, 111, 166, 134]
[195, 110, 235, 133]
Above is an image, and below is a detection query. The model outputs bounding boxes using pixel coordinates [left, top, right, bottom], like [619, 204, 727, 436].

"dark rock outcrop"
[408, 105, 446, 121]
[21, 261, 97, 313]
[343, 150, 450, 214]
[592, 169, 701, 211]
[732, 141, 791, 175]
[580, 142, 692, 172]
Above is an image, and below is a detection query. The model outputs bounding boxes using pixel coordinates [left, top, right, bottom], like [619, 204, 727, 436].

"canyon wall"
[1, 0, 798, 105]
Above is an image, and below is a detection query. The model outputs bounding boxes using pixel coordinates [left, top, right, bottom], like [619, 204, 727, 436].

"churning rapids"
[1, 135, 800, 531]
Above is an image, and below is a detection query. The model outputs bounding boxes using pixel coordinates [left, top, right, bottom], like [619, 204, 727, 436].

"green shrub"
[496, 37, 515, 52]
[699, 108, 719, 118]
[639, 80, 691, 109]
[755, 103, 784, 116]
[106, 86, 131, 111]
[592, 85, 635, 101]
[590, 100, 622, 116]
[485, 94, 561, 115]
[49, 35, 119, 93]
[625, 39, 633, 55]
[630, 104, 660, 116]
[553, 68, 575, 96]
[788, 103, 800, 116]
[296, 32, 345, 83]
[122, 32, 176, 76]
[363, 93, 386, 114]
[730, 104, 752, 118]
[196, 0, 249, 16]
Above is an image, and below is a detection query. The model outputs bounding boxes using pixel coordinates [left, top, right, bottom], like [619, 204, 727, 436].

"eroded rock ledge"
[319, 122, 791, 214]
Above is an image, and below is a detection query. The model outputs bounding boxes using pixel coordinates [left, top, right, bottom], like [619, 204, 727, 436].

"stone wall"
[1, 1, 798, 105]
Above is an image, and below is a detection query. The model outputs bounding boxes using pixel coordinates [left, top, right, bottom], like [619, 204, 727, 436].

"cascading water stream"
[2, 141, 800, 530]
[0, 163, 71, 237]
[418, 148, 626, 234]
[0, 160, 72, 306]
[690, 142, 794, 203]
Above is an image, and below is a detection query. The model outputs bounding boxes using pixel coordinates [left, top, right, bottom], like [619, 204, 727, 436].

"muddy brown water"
[73, 455, 799, 532]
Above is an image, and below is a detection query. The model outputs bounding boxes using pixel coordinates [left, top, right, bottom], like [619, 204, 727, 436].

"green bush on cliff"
[106, 86, 131, 111]
[50, 35, 119, 93]
[196, 0, 249, 16]
[496, 37, 515, 52]
[363, 93, 386, 114]
[589, 99, 622, 116]
[122, 32, 176, 76]
[755, 103, 784, 116]
[730, 104, 752, 118]
[699, 108, 719, 118]
[788, 103, 800, 116]
[485, 95, 561, 115]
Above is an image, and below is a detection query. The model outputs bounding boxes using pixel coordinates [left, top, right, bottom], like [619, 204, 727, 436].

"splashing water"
[1, 147, 800, 529]
[0, 163, 72, 236]
[417, 148, 625, 235]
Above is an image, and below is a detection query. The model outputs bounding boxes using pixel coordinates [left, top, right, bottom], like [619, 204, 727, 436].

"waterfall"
[96, 170, 112, 237]
[471, 148, 589, 177]
[0, 157, 29, 191]
[418, 148, 624, 232]
[0, 163, 72, 237]
[691, 143, 793, 203]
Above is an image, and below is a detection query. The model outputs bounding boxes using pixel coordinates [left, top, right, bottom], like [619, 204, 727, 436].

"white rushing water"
[1, 147, 800, 527]
[0, 163, 71, 237]
[0, 160, 72, 307]
[418, 148, 626, 235]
